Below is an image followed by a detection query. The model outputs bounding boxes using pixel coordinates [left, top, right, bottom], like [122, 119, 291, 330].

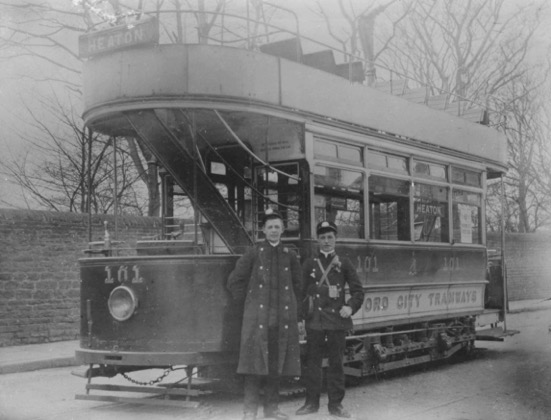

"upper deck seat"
[302, 50, 337, 73]
[259, 37, 303, 62]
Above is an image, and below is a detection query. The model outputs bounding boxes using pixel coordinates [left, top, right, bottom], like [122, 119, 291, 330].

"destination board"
[79, 18, 159, 58]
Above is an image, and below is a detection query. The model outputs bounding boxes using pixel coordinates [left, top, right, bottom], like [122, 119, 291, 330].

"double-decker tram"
[75, 8, 515, 406]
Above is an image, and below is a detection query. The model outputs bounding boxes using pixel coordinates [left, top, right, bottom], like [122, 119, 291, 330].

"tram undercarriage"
[342, 317, 476, 378]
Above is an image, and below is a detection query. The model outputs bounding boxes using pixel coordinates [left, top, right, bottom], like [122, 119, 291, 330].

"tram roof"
[82, 44, 507, 174]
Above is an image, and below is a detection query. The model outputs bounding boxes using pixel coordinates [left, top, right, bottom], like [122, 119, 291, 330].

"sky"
[0, 0, 550, 209]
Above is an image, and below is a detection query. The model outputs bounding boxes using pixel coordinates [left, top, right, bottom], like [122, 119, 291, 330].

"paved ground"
[1, 299, 550, 376]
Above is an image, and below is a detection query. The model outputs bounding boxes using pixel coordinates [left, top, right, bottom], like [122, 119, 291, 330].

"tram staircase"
[125, 109, 253, 254]
[259, 37, 488, 125]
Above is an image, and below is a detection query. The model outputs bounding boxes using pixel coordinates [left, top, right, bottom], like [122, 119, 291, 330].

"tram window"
[452, 190, 482, 244]
[210, 161, 226, 176]
[413, 160, 447, 181]
[315, 141, 337, 158]
[255, 163, 301, 238]
[314, 139, 362, 164]
[369, 175, 410, 241]
[314, 165, 364, 239]
[452, 167, 482, 187]
[367, 151, 408, 174]
[414, 183, 449, 243]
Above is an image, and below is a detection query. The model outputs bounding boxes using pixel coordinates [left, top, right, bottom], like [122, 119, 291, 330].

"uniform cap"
[262, 208, 283, 225]
[316, 220, 337, 235]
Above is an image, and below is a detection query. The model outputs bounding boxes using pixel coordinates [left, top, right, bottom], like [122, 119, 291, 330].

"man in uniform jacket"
[227, 209, 302, 420]
[296, 221, 364, 418]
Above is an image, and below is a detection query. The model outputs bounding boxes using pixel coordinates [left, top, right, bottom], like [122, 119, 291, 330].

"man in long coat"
[227, 209, 302, 420]
[296, 220, 364, 418]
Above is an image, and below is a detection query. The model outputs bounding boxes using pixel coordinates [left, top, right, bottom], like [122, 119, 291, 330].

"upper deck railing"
[81, 5, 486, 122]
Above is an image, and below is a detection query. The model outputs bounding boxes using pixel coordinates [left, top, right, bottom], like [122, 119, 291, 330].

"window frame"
[309, 135, 486, 246]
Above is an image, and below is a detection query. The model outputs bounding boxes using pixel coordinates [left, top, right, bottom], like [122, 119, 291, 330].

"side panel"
[80, 256, 241, 353]
[337, 243, 486, 285]
[352, 283, 485, 329]
[341, 244, 487, 329]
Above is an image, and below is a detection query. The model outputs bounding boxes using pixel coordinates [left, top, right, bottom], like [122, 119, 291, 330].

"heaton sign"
[79, 18, 159, 58]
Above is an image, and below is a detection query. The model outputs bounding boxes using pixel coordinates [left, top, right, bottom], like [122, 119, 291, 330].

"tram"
[75, 8, 514, 406]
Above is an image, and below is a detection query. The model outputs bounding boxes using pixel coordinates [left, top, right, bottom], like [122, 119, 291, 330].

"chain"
[121, 367, 173, 386]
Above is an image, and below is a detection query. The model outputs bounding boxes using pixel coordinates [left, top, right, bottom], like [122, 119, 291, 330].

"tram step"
[75, 394, 200, 408]
[476, 327, 520, 341]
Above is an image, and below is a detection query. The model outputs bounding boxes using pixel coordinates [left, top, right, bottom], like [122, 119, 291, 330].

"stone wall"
[2, 208, 551, 346]
[487, 232, 551, 301]
[0, 209, 162, 347]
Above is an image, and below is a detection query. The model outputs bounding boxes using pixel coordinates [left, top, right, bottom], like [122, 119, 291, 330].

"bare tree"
[0, 0, 156, 214]
[313, 0, 411, 85]
[0, 92, 146, 214]
[383, 0, 546, 111]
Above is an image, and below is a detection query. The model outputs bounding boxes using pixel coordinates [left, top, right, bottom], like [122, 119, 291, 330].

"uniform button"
[259, 266, 263, 270]
[259, 284, 263, 288]
[260, 304, 264, 308]
[285, 286, 289, 290]
[318, 307, 322, 311]
[259, 324, 263, 329]
[332, 309, 335, 312]
[285, 305, 288, 310]
[285, 267, 289, 271]
[316, 294, 320, 298]
[260, 248, 264, 251]
[285, 325, 289, 329]
[316, 282, 319, 286]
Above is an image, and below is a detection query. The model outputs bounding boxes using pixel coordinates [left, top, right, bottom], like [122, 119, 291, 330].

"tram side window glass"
[452, 167, 481, 187]
[314, 165, 364, 239]
[414, 183, 449, 242]
[452, 190, 482, 244]
[314, 139, 362, 164]
[369, 176, 410, 241]
[367, 151, 408, 174]
[255, 163, 300, 238]
[413, 160, 447, 181]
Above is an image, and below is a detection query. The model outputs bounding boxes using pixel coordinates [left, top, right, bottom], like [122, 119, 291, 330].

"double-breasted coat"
[301, 253, 364, 330]
[227, 241, 302, 377]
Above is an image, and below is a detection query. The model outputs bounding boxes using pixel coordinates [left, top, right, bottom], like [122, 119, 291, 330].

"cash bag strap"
[316, 255, 339, 288]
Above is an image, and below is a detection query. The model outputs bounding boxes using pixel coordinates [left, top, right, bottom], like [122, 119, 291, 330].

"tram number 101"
[104, 265, 143, 284]
[357, 256, 379, 273]
[443, 257, 460, 271]
[355, 255, 461, 275]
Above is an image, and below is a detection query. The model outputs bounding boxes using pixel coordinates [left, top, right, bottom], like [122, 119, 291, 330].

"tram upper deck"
[83, 44, 506, 174]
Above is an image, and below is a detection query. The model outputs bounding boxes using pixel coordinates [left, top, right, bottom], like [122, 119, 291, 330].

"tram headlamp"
[108, 286, 138, 321]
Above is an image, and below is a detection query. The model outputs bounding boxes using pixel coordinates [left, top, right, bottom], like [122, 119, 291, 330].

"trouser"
[303, 328, 346, 410]
[243, 327, 280, 415]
